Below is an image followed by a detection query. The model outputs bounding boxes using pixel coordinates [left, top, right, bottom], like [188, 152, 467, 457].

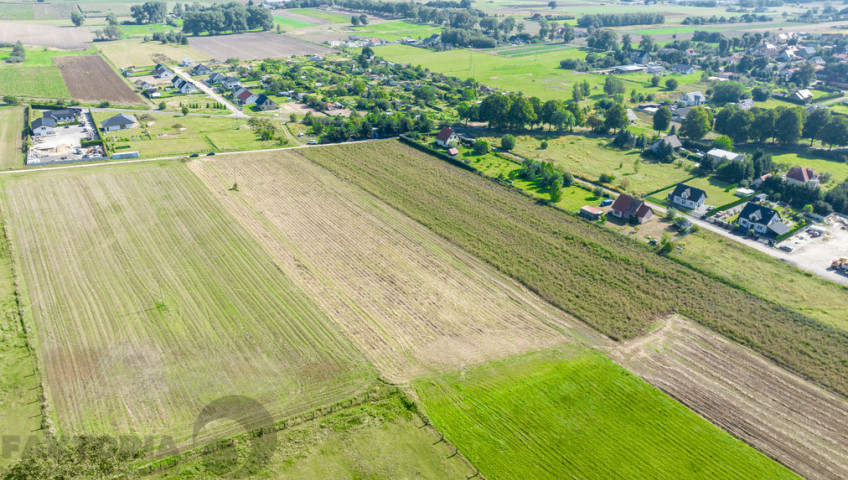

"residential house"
[706, 148, 744, 162]
[668, 183, 707, 209]
[630, 50, 651, 64]
[671, 107, 691, 122]
[221, 76, 241, 89]
[737, 202, 791, 237]
[235, 88, 259, 105]
[737, 98, 755, 111]
[777, 48, 798, 62]
[608, 194, 654, 224]
[152, 64, 173, 79]
[785, 167, 820, 187]
[171, 76, 197, 94]
[650, 134, 682, 155]
[812, 56, 826, 66]
[752, 173, 772, 188]
[254, 94, 278, 111]
[798, 46, 817, 57]
[434, 127, 458, 148]
[208, 72, 226, 84]
[100, 113, 136, 132]
[181, 57, 194, 67]
[671, 63, 695, 75]
[646, 64, 665, 75]
[421, 34, 441, 46]
[44, 108, 81, 123]
[626, 109, 638, 125]
[192, 64, 212, 75]
[678, 91, 706, 106]
[793, 89, 814, 102]
[31, 117, 56, 137]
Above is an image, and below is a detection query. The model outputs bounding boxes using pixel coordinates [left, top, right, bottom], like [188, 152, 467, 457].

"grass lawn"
[98, 39, 211, 69]
[676, 228, 848, 332]
[654, 175, 741, 207]
[93, 112, 283, 158]
[274, 15, 314, 29]
[492, 133, 696, 195]
[1, 162, 375, 441]
[372, 44, 702, 102]
[767, 151, 848, 189]
[415, 348, 799, 480]
[348, 21, 441, 41]
[0, 47, 98, 67]
[290, 8, 349, 23]
[119, 23, 181, 38]
[0, 107, 24, 170]
[0, 66, 69, 99]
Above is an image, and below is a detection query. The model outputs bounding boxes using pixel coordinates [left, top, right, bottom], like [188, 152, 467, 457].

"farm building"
[609, 194, 653, 224]
[630, 50, 651, 64]
[706, 148, 744, 163]
[668, 184, 707, 209]
[31, 117, 56, 137]
[678, 91, 706, 107]
[44, 108, 81, 123]
[626, 109, 638, 125]
[784, 167, 820, 187]
[580, 206, 603, 220]
[794, 89, 814, 102]
[255, 95, 278, 111]
[613, 64, 644, 74]
[671, 64, 695, 75]
[435, 127, 458, 148]
[100, 113, 136, 132]
[737, 202, 790, 237]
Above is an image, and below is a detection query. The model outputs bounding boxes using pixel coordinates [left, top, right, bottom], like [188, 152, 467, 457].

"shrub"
[501, 134, 516, 151]
[599, 172, 615, 183]
[473, 139, 490, 155]
[541, 141, 548, 149]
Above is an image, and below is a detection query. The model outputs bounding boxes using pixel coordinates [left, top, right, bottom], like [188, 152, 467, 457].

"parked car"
[600, 198, 613, 207]
[206, 151, 216, 156]
[190, 153, 200, 157]
[308, 140, 317, 145]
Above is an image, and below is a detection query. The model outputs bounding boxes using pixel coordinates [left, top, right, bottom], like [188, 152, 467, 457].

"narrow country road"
[171, 65, 248, 118]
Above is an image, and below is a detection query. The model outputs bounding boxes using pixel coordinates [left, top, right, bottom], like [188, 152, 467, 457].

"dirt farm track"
[0, 22, 92, 50]
[54, 55, 142, 104]
[188, 32, 332, 60]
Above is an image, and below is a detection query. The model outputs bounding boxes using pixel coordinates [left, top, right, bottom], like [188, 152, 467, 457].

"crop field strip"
[302, 140, 848, 397]
[414, 347, 799, 479]
[0, 162, 375, 443]
[0, 107, 23, 170]
[54, 55, 142, 104]
[611, 316, 848, 480]
[189, 152, 597, 381]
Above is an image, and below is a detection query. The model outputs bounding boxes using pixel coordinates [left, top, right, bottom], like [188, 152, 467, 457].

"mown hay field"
[415, 348, 799, 480]
[0, 66, 69, 99]
[302, 140, 848, 396]
[0, 162, 374, 443]
[189, 151, 594, 381]
[0, 107, 24, 170]
[54, 55, 142, 104]
[97, 39, 211, 69]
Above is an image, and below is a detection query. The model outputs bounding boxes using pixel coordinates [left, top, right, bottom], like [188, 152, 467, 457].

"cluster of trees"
[825, 181, 848, 214]
[474, 94, 585, 131]
[350, 14, 369, 26]
[130, 1, 167, 24]
[708, 150, 774, 183]
[71, 11, 85, 26]
[307, 110, 434, 143]
[182, 3, 273, 35]
[515, 159, 573, 201]
[681, 13, 771, 24]
[93, 25, 122, 41]
[712, 104, 848, 148]
[761, 175, 833, 215]
[151, 31, 188, 44]
[577, 13, 664, 28]
[5, 40, 25, 63]
[440, 28, 497, 48]
[248, 117, 278, 141]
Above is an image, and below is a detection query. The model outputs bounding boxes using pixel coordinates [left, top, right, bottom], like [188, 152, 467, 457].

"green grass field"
[416, 348, 798, 479]
[372, 44, 703, 101]
[290, 8, 349, 23]
[274, 15, 314, 29]
[140, 393, 472, 479]
[654, 174, 741, 207]
[0, 47, 98, 67]
[0, 107, 24, 170]
[765, 151, 848, 190]
[93, 112, 282, 158]
[0, 67, 69, 99]
[303, 140, 848, 396]
[497, 133, 696, 195]
[1, 162, 375, 443]
[348, 20, 441, 41]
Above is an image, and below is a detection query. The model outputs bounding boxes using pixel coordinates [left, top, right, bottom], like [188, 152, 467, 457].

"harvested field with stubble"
[0, 107, 24, 170]
[611, 316, 848, 480]
[302, 140, 848, 397]
[1, 162, 375, 444]
[55, 55, 142, 104]
[188, 32, 331, 60]
[189, 151, 597, 381]
[0, 22, 92, 50]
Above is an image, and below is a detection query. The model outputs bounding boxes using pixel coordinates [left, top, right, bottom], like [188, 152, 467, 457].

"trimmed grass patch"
[0, 107, 24, 170]
[0, 66, 69, 99]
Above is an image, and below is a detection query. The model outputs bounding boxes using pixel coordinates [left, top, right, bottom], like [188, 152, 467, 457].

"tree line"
[577, 13, 664, 28]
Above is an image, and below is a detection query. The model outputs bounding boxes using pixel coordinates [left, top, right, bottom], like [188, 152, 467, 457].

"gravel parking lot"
[777, 215, 848, 285]
[28, 111, 104, 165]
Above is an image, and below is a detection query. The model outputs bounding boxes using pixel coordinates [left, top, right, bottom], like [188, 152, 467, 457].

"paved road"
[171, 66, 248, 118]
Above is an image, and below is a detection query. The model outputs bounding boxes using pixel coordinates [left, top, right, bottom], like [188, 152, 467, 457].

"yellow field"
[98, 39, 211, 68]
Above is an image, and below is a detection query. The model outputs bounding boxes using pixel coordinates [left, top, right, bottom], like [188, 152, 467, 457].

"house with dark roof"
[609, 193, 654, 224]
[255, 94, 278, 111]
[44, 108, 81, 123]
[671, 107, 692, 122]
[785, 167, 819, 187]
[221, 76, 242, 89]
[434, 127, 458, 148]
[152, 64, 173, 79]
[737, 202, 790, 237]
[678, 91, 706, 107]
[31, 117, 56, 137]
[650, 134, 682, 155]
[668, 183, 707, 209]
[100, 113, 136, 132]
[192, 64, 212, 76]
[208, 72, 225, 84]
[671, 63, 695, 75]
[171, 76, 197, 94]
[630, 50, 651, 64]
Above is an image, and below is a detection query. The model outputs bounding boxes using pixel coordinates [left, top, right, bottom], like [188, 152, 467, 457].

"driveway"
[171, 66, 247, 118]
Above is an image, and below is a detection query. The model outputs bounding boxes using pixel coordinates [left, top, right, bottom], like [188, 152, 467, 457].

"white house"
[434, 127, 458, 148]
[152, 64, 173, 79]
[678, 91, 706, 106]
[100, 113, 136, 132]
[626, 109, 638, 125]
[737, 202, 791, 237]
[671, 63, 695, 75]
[181, 56, 195, 67]
[706, 148, 744, 163]
[31, 117, 56, 137]
[221, 76, 241, 89]
[668, 184, 707, 209]
[235, 88, 259, 105]
[784, 167, 820, 187]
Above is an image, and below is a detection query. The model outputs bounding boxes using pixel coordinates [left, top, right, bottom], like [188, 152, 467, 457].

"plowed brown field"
[611, 316, 848, 480]
[54, 55, 142, 104]
[189, 151, 599, 381]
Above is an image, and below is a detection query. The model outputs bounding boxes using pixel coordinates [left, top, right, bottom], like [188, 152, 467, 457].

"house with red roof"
[609, 193, 654, 224]
[784, 167, 819, 187]
[434, 127, 458, 148]
[235, 88, 259, 105]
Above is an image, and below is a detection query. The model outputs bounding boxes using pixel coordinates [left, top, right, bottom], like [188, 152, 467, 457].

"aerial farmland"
[1, 0, 848, 477]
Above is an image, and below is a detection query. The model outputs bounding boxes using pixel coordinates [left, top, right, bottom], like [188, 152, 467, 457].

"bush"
[665, 78, 678, 90]
[501, 134, 516, 151]
[472, 139, 490, 155]
[592, 186, 604, 197]
[98, 101, 111, 108]
[540, 141, 548, 149]
[599, 172, 615, 183]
